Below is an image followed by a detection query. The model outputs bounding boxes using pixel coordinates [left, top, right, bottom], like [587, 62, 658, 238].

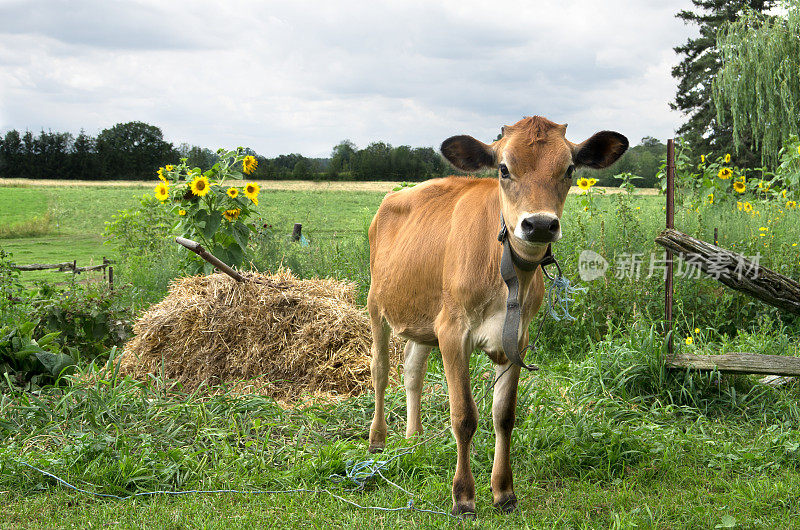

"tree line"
[0, 121, 452, 182]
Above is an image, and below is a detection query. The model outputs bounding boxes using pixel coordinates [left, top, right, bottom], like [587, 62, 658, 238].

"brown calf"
[366, 116, 627, 516]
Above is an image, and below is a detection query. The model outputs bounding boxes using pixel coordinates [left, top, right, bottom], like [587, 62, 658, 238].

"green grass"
[2, 182, 800, 527]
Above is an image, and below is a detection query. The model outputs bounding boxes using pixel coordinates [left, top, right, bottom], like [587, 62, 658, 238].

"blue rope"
[17, 460, 455, 518]
[546, 273, 585, 322]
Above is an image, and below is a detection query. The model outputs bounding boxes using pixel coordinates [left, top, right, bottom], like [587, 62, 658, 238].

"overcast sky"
[0, 0, 695, 157]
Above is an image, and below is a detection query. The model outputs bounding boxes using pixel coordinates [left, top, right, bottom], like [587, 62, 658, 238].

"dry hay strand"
[119, 271, 403, 402]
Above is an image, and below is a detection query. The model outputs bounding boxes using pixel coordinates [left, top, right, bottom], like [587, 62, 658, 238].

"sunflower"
[685, 336, 693, 345]
[743, 201, 753, 213]
[718, 168, 732, 180]
[788, 201, 798, 209]
[737, 201, 743, 211]
[166, 164, 174, 171]
[179, 209, 186, 216]
[782, 189, 788, 199]
[700, 155, 705, 164]
[733, 180, 746, 193]
[724, 153, 731, 163]
[190, 176, 211, 197]
[223, 208, 241, 221]
[707, 193, 714, 204]
[154, 182, 169, 201]
[797, 145, 800, 155]
[588, 178, 598, 186]
[157, 167, 166, 183]
[227, 187, 239, 199]
[244, 182, 260, 204]
[243, 155, 258, 175]
[577, 177, 591, 191]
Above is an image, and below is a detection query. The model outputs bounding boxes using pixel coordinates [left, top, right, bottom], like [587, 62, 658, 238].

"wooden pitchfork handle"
[175, 237, 245, 283]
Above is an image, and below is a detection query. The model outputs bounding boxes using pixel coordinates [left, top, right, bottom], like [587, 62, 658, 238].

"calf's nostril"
[548, 219, 560, 234]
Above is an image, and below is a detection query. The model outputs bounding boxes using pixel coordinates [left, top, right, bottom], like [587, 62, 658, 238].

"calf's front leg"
[439, 328, 478, 517]
[491, 360, 521, 512]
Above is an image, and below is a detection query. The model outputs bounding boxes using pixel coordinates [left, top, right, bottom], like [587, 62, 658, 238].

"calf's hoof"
[451, 503, 476, 519]
[493, 493, 519, 513]
[367, 443, 384, 454]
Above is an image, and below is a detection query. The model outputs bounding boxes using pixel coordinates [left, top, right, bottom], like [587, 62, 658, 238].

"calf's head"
[441, 116, 628, 248]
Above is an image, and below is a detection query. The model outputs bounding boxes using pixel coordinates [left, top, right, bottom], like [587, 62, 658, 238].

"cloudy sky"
[0, 0, 695, 157]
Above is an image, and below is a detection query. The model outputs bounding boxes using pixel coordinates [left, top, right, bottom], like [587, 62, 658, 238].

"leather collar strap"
[497, 218, 554, 371]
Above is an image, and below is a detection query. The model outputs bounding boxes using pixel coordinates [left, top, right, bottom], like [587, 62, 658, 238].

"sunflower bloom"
[782, 189, 787, 199]
[737, 201, 743, 211]
[724, 153, 731, 163]
[685, 336, 693, 345]
[166, 164, 174, 171]
[190, 176, 211, 197]
[707, 193, 714, 204]
[588, 178, 598, 186]
[577, 177, 591, 191]
[244, 182, 260, 204]
[243, 155, 258, 175]
[157, 167, 166, 183]
[701, 155, 705, 164]
[733, 181, 746, 193]
[223, 208, 241, 221]
[227, 187, 239, 199]
[154, 182, 169, 201]
[743, 202, 753, 213]
[179, 209, 186, 216]
[718, 168, 732, 180]
[787, 201, 797, 209]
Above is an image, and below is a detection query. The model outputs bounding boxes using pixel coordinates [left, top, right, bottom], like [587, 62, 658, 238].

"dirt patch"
[119, 270, 404, 402]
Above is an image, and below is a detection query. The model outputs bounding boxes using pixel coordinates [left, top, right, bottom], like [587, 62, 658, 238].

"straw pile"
[120, 271, 403, 402]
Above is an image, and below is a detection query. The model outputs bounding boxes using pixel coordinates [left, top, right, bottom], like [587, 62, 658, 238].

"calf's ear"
[441, 135, 496, 171]
[573, 131, 629, 169]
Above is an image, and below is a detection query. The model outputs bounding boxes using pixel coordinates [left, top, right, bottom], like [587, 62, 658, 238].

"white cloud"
[0, 0, 695, 157]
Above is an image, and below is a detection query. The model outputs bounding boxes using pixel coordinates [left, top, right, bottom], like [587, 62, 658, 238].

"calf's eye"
[565, 165, 575, 179]
[499, 164, 510, 179]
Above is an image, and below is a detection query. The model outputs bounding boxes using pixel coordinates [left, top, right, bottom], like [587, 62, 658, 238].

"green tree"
[95, 121, 175, 179]
[713, 2, 800, 166]
[671, 0, 775, 166]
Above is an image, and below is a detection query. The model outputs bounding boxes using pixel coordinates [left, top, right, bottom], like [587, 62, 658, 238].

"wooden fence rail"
[11, 257, 115, 288]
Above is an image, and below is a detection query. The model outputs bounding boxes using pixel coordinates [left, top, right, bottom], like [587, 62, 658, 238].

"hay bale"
[120, 271, 403, 402]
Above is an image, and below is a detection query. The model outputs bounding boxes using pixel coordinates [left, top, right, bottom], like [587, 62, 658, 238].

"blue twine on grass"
[546, 273, 586, 322]
[17, 459, 454, 518]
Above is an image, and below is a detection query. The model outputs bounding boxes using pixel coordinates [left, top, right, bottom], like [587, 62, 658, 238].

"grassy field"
[2, 180, 800, 528]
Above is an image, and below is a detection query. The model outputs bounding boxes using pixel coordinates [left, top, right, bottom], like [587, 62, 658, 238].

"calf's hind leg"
[368, 297, 391, 453]
[403, 341, 432, 438]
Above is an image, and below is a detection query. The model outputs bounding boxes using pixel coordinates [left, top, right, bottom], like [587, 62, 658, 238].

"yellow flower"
[737, 201, 743, 211]
[788, 201, 798, 209]
[797, 145, 800, 155]
[166, 164, 174, 171]
[759, 226, 768, 232]
[733, 180, 746, 193]
[577, 177, 591, 191]
[724, 153, 731, 163]
[685, 336, 693, 345]
[227, 187, 239, 199]
[244, 182, 260, 204]
[718, 168, 732, 180]
[179, 209, 186, 216]
[743, 202, 753, 213]
[223, 208, 241, 221]
[190, 176, 210, 197]
[157, 168, 166, 183]
[694, 328, 700, 334]
[782, 189, 788, 199]
[154, 182, 169, 201]
[588, 178, 598, 186]
[243, 155, 258, 175]
[707, 193, 714, 204]
[701, 155, 705, 164]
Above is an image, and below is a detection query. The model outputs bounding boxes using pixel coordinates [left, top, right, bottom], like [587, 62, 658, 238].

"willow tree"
[713, 2, 800, 166]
